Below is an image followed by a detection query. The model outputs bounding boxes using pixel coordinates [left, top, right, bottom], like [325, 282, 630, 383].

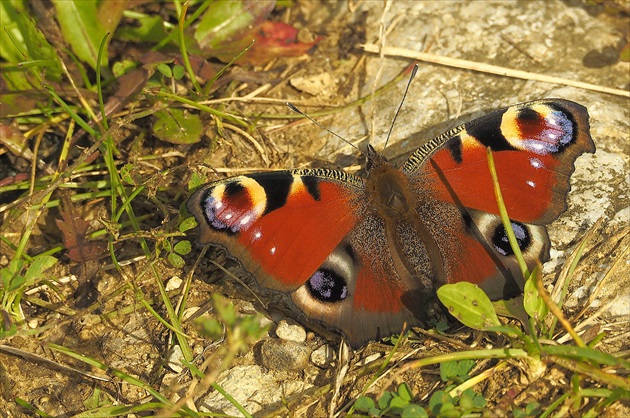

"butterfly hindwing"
[291, 212, 439, 346]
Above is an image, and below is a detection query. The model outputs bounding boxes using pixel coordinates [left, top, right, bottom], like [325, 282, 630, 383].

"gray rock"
[259, 339, 311, 371]
[199, 364, 312, 415]
[166, 344, 185, 373]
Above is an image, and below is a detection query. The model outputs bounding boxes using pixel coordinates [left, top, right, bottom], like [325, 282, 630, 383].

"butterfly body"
[188, 99, 595, 347]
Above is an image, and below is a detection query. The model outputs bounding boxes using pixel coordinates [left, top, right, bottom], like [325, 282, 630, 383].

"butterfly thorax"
[366, 158, 418, 221]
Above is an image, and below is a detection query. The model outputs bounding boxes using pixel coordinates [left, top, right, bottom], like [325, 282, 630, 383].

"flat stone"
[165, 276, 183, 291]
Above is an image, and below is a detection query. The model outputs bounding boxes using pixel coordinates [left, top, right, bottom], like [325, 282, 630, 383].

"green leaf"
[430, 390, 457, 416]
[397, 382, 413, 402]
[437, 282, 501, 330]
[389, 395, 409, 409]
[401, 404, 427, 418]
[23, 255, 58, 286]
[195, 1, 273, 50]
[167, 253, 185, 268]
[378, 391, 394, 410]
[116, 14, 168, 43]
[8, 275, 26, 292]
[188, 172, 208, 191]
[51, 0, 110, 70]
[156, 63, 173, 78]
[483, 324, 524, 338]
[462, 388, 486, 409]
[112, 59, 136, 78]
[212, 294, 236, 326]
[525, 401, 541, 416]
[0, 1, 62, 80]
[353, 396, 376, 412]
[174, 240, 191, 255]
[195, 317, 223, 340]
[543, 345, 629, 367]
[459, 392, 474, 411]
[437, 402, 459, 417]
[239, 315, 267, 338]
[523, 267, 548, 322]
[152, 108, 203, 145]
[2, 259, 24, 288]
[179, 216, 198, 232]
[172, 65, 185, 80]
[492, 295, 529, 326]
[440, 359, 475, 382]
[120, 163, 136, 185]
[1, 266, 14, 290]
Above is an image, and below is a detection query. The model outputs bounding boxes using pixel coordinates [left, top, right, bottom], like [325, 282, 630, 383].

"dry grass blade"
[0, 344, 110, 382]
[361, 44, 630, 98]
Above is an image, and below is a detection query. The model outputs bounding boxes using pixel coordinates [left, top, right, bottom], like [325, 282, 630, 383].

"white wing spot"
[530, 158, 543, 169]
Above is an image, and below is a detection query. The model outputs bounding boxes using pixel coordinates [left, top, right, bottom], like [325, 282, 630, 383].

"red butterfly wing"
[403, 99, 594, 223]
[290, 211, 440, 347]
[401, 99, 594, 298]
[187, 170, 364, 292]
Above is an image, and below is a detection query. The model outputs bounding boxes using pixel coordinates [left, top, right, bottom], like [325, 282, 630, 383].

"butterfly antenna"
[286, 102, 363, 154]
[383, 64, 418, 151]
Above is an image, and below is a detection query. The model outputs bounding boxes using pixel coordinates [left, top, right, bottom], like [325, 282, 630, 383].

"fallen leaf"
[56, 198, 106, 263]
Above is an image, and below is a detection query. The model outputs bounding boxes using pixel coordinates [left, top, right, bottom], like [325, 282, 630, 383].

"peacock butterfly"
[187, 98, 595, 348]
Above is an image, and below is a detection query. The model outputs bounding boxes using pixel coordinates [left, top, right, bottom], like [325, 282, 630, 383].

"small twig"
[361, 44, 630, 98]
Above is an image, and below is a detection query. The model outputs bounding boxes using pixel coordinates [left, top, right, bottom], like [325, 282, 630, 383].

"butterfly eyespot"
[200, 178, 268, 233]
[306, 269, 348, 303]
[492, 221, 532, 256]
[504, 105, 575, 155]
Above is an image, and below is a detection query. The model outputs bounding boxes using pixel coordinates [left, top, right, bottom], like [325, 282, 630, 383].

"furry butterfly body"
[187, 99, 594, 348]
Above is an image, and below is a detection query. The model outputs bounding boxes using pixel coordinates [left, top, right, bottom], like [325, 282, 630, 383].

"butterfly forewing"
[402, 99, 594, 223]
[187, 170, 365, 292]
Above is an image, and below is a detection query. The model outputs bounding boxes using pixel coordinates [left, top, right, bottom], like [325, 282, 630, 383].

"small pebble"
[165, 276, 183, 291]
[310, 344, 335, 367]
[275, 319, 306, 343]
[166, 344, 185, 373]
